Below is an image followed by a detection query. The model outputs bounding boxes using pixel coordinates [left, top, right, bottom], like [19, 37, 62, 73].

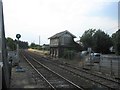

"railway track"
[22, 52, 84, 89]
[26, 50, 119, 89]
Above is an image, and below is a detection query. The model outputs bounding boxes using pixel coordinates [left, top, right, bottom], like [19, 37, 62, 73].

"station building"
[48, 30, 82, 58]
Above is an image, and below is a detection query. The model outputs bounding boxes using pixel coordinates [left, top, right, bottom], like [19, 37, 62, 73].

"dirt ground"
[10, 51, 45, 88]
[28, 49, 91, 69]
[28, 49, 83, 66]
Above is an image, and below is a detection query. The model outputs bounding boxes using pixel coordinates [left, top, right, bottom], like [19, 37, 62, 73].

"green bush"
[63, 49, 75, 59]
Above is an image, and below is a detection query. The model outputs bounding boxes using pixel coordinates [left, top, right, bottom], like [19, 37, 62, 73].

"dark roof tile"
[48, 30, 76, 39]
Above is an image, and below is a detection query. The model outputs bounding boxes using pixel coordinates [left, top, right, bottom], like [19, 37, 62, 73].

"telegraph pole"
[39, 35, 40, 45]
[39, 35, 40, 49]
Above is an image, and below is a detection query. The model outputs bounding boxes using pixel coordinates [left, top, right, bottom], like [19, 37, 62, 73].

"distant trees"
[18, 40, 29, 49]
[29, 43, 42, 50]
[6, 37, 16, 50]
[6, 37, 28, 51]
[80, 29, 112, 54]
[80, 29, 95, 50]
[93, 30, 112, 53]
[112, 29, 120, 55]
[30, 43, 36, 48]
[6, 37, 42, 51]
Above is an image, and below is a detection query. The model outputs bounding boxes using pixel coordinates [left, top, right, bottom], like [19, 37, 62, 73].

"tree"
[93, 30, 112, 53]
[14, 39, 29, 49]
[6, 37, 16, 50]
[29, 43, 41, 49]
[6, 37, 29, 50]
[19, 41, 29, 49]
[80, 29, 96, 50]
[30, 43, 36, 48]
[112, 29, 120, 55]
[80, 29, 113, 54]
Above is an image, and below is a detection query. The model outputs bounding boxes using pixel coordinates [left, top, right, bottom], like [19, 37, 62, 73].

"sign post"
[110, 59, 113, 76]
[87, 47, 93, 70]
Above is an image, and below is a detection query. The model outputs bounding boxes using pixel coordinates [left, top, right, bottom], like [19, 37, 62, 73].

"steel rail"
[43, 57, 119, 89]
[48, 57, 119, 84]
[54, 63, 117, 89]
[28, 51, 119, 84]
[25, 53, 84, 90]
[22, 54, 56, 90]
[34, 51, 119, 83]
[65, 63, 120, 84]
[26, 51, 119, 89]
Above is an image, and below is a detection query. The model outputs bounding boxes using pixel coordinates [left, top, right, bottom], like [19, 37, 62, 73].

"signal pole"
[16, 34, 21, 65]
[15, 34, 25, 72]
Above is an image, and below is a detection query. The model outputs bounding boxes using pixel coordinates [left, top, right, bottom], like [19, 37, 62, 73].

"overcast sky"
[2, 0, 119, 45]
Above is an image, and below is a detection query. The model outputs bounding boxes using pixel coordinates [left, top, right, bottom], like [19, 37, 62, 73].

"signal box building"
[48, 30, 82, 58]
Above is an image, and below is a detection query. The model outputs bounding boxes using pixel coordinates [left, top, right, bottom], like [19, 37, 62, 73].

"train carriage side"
[0, 0, 11, 89]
